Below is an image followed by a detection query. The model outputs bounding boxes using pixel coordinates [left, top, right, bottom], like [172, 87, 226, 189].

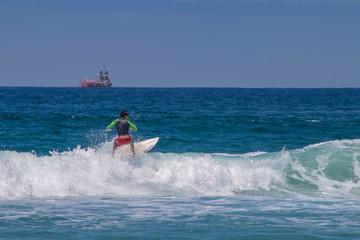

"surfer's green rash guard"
[107, 118, 137, 135]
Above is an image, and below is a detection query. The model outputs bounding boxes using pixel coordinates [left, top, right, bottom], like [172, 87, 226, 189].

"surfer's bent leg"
[130, 141, 135, 155]
[113, 141, 117, 153]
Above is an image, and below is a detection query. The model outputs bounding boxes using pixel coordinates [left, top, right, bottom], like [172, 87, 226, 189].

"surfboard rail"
[115, 137, 159, 156]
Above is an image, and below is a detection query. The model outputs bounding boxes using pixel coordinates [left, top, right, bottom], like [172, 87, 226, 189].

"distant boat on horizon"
[80, 66, 112, 88]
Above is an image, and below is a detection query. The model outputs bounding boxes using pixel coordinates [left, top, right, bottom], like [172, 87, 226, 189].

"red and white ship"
[80, 67, 112, 88]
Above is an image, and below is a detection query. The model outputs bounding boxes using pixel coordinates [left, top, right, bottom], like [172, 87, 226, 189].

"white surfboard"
[115, 137, 159, 156]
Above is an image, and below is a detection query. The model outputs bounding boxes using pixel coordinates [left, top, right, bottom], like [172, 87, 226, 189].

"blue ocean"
[1, 87, 360, 239]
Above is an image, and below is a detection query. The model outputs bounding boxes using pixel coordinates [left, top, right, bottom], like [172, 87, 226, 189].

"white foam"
[1, 138, 360, 200]
[305, 120, 321, 123]
[213, 151, 267, 157]
[0, 146, 285, 199]
[0, 146, 156, 200]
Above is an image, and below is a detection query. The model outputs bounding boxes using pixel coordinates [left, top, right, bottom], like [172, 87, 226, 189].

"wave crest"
[1, 139, 360, 199]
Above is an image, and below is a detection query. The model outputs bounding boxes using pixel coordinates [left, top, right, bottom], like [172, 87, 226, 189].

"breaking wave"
[1, 139, 360, 200]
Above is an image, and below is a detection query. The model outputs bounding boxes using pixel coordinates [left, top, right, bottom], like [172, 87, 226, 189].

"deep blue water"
[1, 87, 360, 239]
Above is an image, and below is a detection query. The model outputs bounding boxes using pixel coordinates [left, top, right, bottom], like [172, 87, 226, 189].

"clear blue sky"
[1, 0, 359, 87]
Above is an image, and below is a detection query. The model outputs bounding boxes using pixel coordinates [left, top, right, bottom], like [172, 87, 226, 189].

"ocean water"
[1, 87, 360, 239]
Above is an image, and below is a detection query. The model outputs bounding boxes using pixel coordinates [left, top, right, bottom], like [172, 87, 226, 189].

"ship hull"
[80, 67, 112, 88]
[80, 83, 111, 88]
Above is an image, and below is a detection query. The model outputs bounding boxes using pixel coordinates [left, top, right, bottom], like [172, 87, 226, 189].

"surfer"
[106, 111, 138, 154]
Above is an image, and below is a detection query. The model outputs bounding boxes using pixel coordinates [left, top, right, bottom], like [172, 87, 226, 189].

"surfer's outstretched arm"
[106, 119, 118, 131]
[127, 120, 137, 131]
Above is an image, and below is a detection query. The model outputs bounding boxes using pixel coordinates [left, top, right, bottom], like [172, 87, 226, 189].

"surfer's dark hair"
[120, 111, 129, 118]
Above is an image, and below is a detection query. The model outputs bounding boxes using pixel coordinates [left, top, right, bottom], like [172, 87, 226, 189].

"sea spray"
[1, 139, 360, 200]
[0, 147, 154, 199]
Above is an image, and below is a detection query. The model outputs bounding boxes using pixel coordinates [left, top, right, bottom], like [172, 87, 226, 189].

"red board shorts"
[114, 136, 132, 147]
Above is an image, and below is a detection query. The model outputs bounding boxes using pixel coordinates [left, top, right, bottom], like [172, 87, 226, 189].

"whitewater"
[1, 87, 360, 239]
[1, 139, 360, 200]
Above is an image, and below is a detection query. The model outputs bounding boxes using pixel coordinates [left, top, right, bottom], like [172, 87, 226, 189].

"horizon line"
[1, 86, 360, 89]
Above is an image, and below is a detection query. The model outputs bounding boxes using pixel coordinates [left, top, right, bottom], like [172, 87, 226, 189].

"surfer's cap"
[120, 111, 129, 118]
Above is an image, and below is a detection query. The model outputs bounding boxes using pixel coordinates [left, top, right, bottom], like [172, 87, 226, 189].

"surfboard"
[115, 137, 159, 156]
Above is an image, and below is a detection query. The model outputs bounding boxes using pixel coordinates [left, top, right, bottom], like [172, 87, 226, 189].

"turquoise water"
[1, 87, 360, 239]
